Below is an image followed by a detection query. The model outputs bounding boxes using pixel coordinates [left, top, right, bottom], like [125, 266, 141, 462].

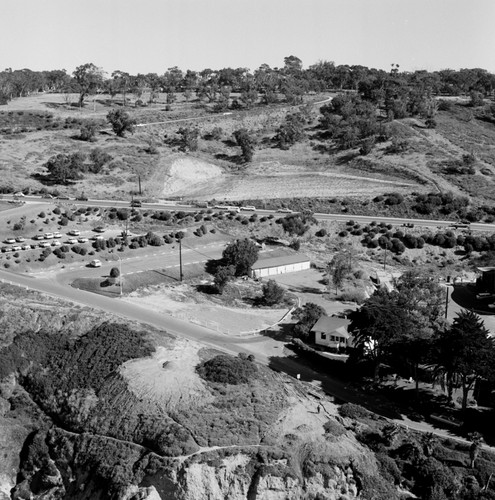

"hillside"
[1, 93, 494, 206]
[2, 284, 495, 499]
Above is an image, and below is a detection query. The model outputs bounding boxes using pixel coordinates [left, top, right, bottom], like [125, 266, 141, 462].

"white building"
[250, 253, 310, 279]
[312, 316, 353, 350]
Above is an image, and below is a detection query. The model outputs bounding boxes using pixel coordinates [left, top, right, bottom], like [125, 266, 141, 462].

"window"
[321, 333, 327, 340]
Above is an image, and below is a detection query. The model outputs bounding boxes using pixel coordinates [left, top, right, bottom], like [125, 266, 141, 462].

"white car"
[53, 232, 62, 238]
[78, 237, 89, 243]
[13, 192, 25, 197]
[33, 234, 45, 240]
[51, 240, 61, 247]
[240, 206, 256, 211]
[90, 259, 102, 268]
[15, 237, 25, 242]
[277, 208, 293, 214]
[11, 245, 22, 251]
[68, 230, 81, 236]
[67, 238, 78, 244]
[4, 238, 15, 244]
[39, 241, 51, 248]
[44, 233, 54, 239]
[21, 244, 32, 250]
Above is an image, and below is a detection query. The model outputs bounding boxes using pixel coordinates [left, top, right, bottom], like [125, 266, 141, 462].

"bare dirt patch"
[120, 338, 213, 412]
[161, 157, 223, 196]
[123, 282, 288, 335]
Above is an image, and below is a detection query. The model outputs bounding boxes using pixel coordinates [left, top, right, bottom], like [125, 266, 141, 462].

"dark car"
[57, 195, 70, 200]
[130, 200, 142, 207]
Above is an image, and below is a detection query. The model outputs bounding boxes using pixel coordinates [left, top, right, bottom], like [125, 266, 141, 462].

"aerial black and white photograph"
[1, 0, 495, 498]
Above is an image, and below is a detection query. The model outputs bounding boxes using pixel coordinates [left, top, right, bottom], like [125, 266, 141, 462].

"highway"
[4, 194, 495, 233]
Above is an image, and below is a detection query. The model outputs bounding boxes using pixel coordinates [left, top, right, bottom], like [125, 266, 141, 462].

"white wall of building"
[252, 260, 310, 278]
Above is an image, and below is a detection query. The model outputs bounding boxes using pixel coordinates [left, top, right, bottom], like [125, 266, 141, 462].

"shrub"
[338, 403, 374, 421]
[196, 354, 258, 385]
[110, 267, 120, 278]
[146, 231, 163, 246]
[261, 280, 285, 306]
[315, 228, 327, 237]
[53, 207, 61, 215]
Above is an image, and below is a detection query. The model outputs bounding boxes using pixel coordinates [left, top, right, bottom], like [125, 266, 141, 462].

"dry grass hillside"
[1, 93, 494, 204]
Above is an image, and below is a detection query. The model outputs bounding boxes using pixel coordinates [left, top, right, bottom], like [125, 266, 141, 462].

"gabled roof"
[311, 316, 351, 338]
[478, 267, 495, 273]
[251, 253, 310, 270]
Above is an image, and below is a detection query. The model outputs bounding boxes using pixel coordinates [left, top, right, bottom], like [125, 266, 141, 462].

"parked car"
[4, 238, 15, 244]
[57, 195, 70, 200]
[67, 238, 78, 244]
[21, 244, 31, 250]
[277, 208, 292, 213]
[1, 246, 10, 253]
[53, 232, 62, 238]
[94, 226, 105, 233]
[240, 206, 256, 211]
[13, 192, 25, 197]
[33, 234, 44, 240]
[68, 230, 81, 236]
[90, 259, 102, 268]
[78, 237, 89, 243]
[76, 195, 88, 201]
[51, 240, 61, 247]
[11, 245, 22, 251]
[39, 241, 51, 248]
[15, 236, 25, 242]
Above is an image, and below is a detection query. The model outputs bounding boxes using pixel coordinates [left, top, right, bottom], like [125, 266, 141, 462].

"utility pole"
[118, 255, 123, 296]
[445, 285, 450, 319]
[383, 245, 388, 271]
[179, 237, 183, 282]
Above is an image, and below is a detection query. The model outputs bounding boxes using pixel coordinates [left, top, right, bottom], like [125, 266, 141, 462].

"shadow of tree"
[196, 283, 218, 295]
[214, 153, 244, 165]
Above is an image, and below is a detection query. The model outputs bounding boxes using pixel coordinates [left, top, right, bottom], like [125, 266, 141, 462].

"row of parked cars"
[2, 229, 92, 253]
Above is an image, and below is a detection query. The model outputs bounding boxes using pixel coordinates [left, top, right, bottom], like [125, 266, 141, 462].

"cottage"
[312, 316, 352, 351]
[250, 253, 310, 279]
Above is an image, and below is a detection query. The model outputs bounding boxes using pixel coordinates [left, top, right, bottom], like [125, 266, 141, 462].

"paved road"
[4, 195, 495, 232]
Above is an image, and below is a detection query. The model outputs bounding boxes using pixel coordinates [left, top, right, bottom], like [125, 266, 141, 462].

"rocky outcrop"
[176, 455, 362, 500]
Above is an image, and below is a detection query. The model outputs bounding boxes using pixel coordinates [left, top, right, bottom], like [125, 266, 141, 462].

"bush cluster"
[196, 354, 257, 385]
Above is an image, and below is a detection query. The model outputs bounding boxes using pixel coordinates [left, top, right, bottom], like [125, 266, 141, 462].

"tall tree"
[348, 287, 410, 380]
[73, 63, 104, 107]
[434, 310, 495, 411]
[291, 302, 327, 340]
[233, 129, 255, 163]
[222, 238, 259, 276]
[107, 109, 136, 137]
[111, 70, 131, 106]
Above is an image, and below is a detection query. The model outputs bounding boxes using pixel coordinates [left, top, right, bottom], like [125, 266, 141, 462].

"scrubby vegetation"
[196, 353, 258, 385]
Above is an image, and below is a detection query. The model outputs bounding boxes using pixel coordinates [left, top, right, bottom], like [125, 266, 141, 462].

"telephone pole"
[179, 237, 183, 282]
